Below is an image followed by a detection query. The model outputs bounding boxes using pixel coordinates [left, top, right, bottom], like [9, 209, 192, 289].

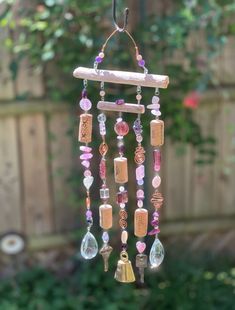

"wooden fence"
[0, 94, 235, 249]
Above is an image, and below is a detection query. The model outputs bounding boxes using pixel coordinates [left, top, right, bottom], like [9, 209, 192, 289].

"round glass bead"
[137, 54, 142, 61]
[95, 56, 103, 63]
[97, 113, 106, 122]
[114, 121, 129, 136]
[120, 203, 125, 209]
[136, 135, 143, 143]
[136, 94, 142, 101]
[137, 200, 143, 208]
[138, 59, 145, 67]
[99, 52, 105, 58]
[84, 170, 92, 177]
[137, 189, 144, 199]
[100, 90, 105, 97]
[137, 179, 144, 186]
[79, 98, 92, 111]
[119, 186, 125, 192]
[102, 231, 109, 243]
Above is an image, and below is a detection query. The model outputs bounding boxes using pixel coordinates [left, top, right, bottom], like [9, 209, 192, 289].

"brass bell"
[114, 251, 136, 283]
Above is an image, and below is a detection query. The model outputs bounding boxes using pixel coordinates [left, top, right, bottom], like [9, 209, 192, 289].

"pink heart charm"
[136, 241, 146, 254]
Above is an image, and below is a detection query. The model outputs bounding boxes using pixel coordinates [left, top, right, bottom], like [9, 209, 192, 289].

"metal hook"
[112, 0, 129, 32]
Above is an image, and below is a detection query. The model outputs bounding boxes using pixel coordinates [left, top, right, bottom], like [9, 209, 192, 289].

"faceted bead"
[136, 241, 146, 254]
[82, 89, 87, 98]
[138, 59, 145, 67]
[97, 113, 106, 122]
[120, 203, 126, 209]
[86, 210, 92, 218]
[80, 231, 98, 260]
[79, 98, 92, 111]
[102, 231, 109, 243]
[115, 99, 125, 105]
[152, 175, 161, 188]
[152, 96, 160, 104]
[95, 56, 103, 63]
[133, 119, 142, 135]
[80, 153, 93, 160]
[136, 165, 145, 181]
[81, 160, 90, 168]
[137, 189, 145, 199]
[100, 188, 110, 200]
[99, 159, 106, 180]
[149, 237, 164, 268]
[84, 170, 91, 177]
[151, 219, 159, 226]
[83, 176, 94, 190]
[148, 228, 160, 235]
[117, 190, 128, 204]
[114, 121, 129, 136]
[80, 146, 92, 153]
[153, 149, 161, 172]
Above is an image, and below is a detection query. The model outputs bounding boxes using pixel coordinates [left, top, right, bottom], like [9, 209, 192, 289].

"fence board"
[0, 117, 21, 232]
[19, 113, 53, 235]
[49, 112, 78, 232]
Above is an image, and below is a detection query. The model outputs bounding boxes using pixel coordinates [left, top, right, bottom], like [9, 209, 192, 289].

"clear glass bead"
[149, 237, 164, 268]
[80, 231, 98, 260]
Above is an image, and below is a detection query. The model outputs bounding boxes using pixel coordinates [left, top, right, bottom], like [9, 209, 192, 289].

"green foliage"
[0, 0, 235, 163]
[0, 253, 234, 309]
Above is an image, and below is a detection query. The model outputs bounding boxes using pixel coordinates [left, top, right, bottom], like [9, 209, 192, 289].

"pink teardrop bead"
[153, 149, 161, 172]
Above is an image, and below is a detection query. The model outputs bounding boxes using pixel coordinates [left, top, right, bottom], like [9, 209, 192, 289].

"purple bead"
[81, 160, 90, 168]
[151, 219, 159, 226]
[115, 99, 125, 105]
[148, 228, 160, 235]
[95, 56, 103, 63]
[121, 243, 128, 250]
[137, 179, 144, 186]
[138, 59, 145, 67]
[80, 153, 93, 160]
[136, 165, 145, 181]
[102, 231, 109, 243]
[79, 98, 92, 111]
[86, 210, 92, 218]
[137, 200, 143, 208]
[133, 119, 142, 135]
[118, 145, 125, 154]
[80, 146, 92, 153]
[84, 170, 92, 177]
[153, 211, 159, 217]
[82, 89, 87, 98]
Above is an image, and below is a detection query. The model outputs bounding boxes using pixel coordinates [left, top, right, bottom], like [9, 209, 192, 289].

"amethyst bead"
[82, 89, 87, 98]
[95, 56, 103, 63]
[79, 98, 92, 111]
[138, 59, 145, 67]
[80, 153, 93, 160]
[115, 99, 125, 105]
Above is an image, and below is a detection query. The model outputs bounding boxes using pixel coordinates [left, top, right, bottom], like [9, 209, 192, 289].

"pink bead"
[137, 189, 144, 199]
[79, 98, 92, 111]
[81, 160, 90, 168]
[153, 149, 161, 172]
[84, 170, 91, 177]
[80, 153, 93, 160]
[136, 241, 146, 254]
[152, 175, 161, 188]
[114, 121, 129, 136]
[136, 165, 145, 181]
[80, 146, 92, 153]
[137, 200, 143, 208]
[99, 159, 106, 180]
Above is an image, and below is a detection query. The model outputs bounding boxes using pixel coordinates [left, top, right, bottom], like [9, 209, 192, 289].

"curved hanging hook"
[112, 0, 129, 32]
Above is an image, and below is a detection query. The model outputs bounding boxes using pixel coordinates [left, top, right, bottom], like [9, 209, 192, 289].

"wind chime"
[74, 0, 169, 283]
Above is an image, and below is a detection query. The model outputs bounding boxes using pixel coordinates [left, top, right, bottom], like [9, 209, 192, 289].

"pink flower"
[183, 91, 200, 109]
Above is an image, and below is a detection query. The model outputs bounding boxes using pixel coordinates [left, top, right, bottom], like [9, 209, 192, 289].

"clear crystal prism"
[149, 236, 164, 268]
[80, 231, 98, 260]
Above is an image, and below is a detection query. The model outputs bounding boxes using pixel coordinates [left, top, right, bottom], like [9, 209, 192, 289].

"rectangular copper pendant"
[150, 120, 164, 146]
[134, 208, 148, 237]
[78, 114, 93, 143]
[114, 157, 128, 184]
[99, 204, 113, 230]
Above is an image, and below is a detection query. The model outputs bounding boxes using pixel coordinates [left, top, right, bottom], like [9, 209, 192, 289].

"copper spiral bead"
[134, 146, 145, 164]
[119, 209, 128, 220]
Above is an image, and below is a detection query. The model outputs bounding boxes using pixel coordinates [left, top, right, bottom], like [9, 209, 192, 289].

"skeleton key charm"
[136, 254, 148, 283]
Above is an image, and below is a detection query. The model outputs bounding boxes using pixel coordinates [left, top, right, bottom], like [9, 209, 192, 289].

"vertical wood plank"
[49, 112, 78, 232]
[0, 117, 21, 232]
[19, 113, 53, 235]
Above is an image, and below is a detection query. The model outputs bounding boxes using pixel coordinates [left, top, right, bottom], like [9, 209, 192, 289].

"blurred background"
[0, 0, 235, 309]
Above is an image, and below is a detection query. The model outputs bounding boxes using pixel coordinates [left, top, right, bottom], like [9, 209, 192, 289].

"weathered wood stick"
[73, 67, 169, 89]
[97, 101, 145, 114]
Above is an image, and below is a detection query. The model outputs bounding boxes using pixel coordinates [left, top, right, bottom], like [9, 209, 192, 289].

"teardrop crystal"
[149, 237, 164, 268]
[80, 231, 98, 259]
